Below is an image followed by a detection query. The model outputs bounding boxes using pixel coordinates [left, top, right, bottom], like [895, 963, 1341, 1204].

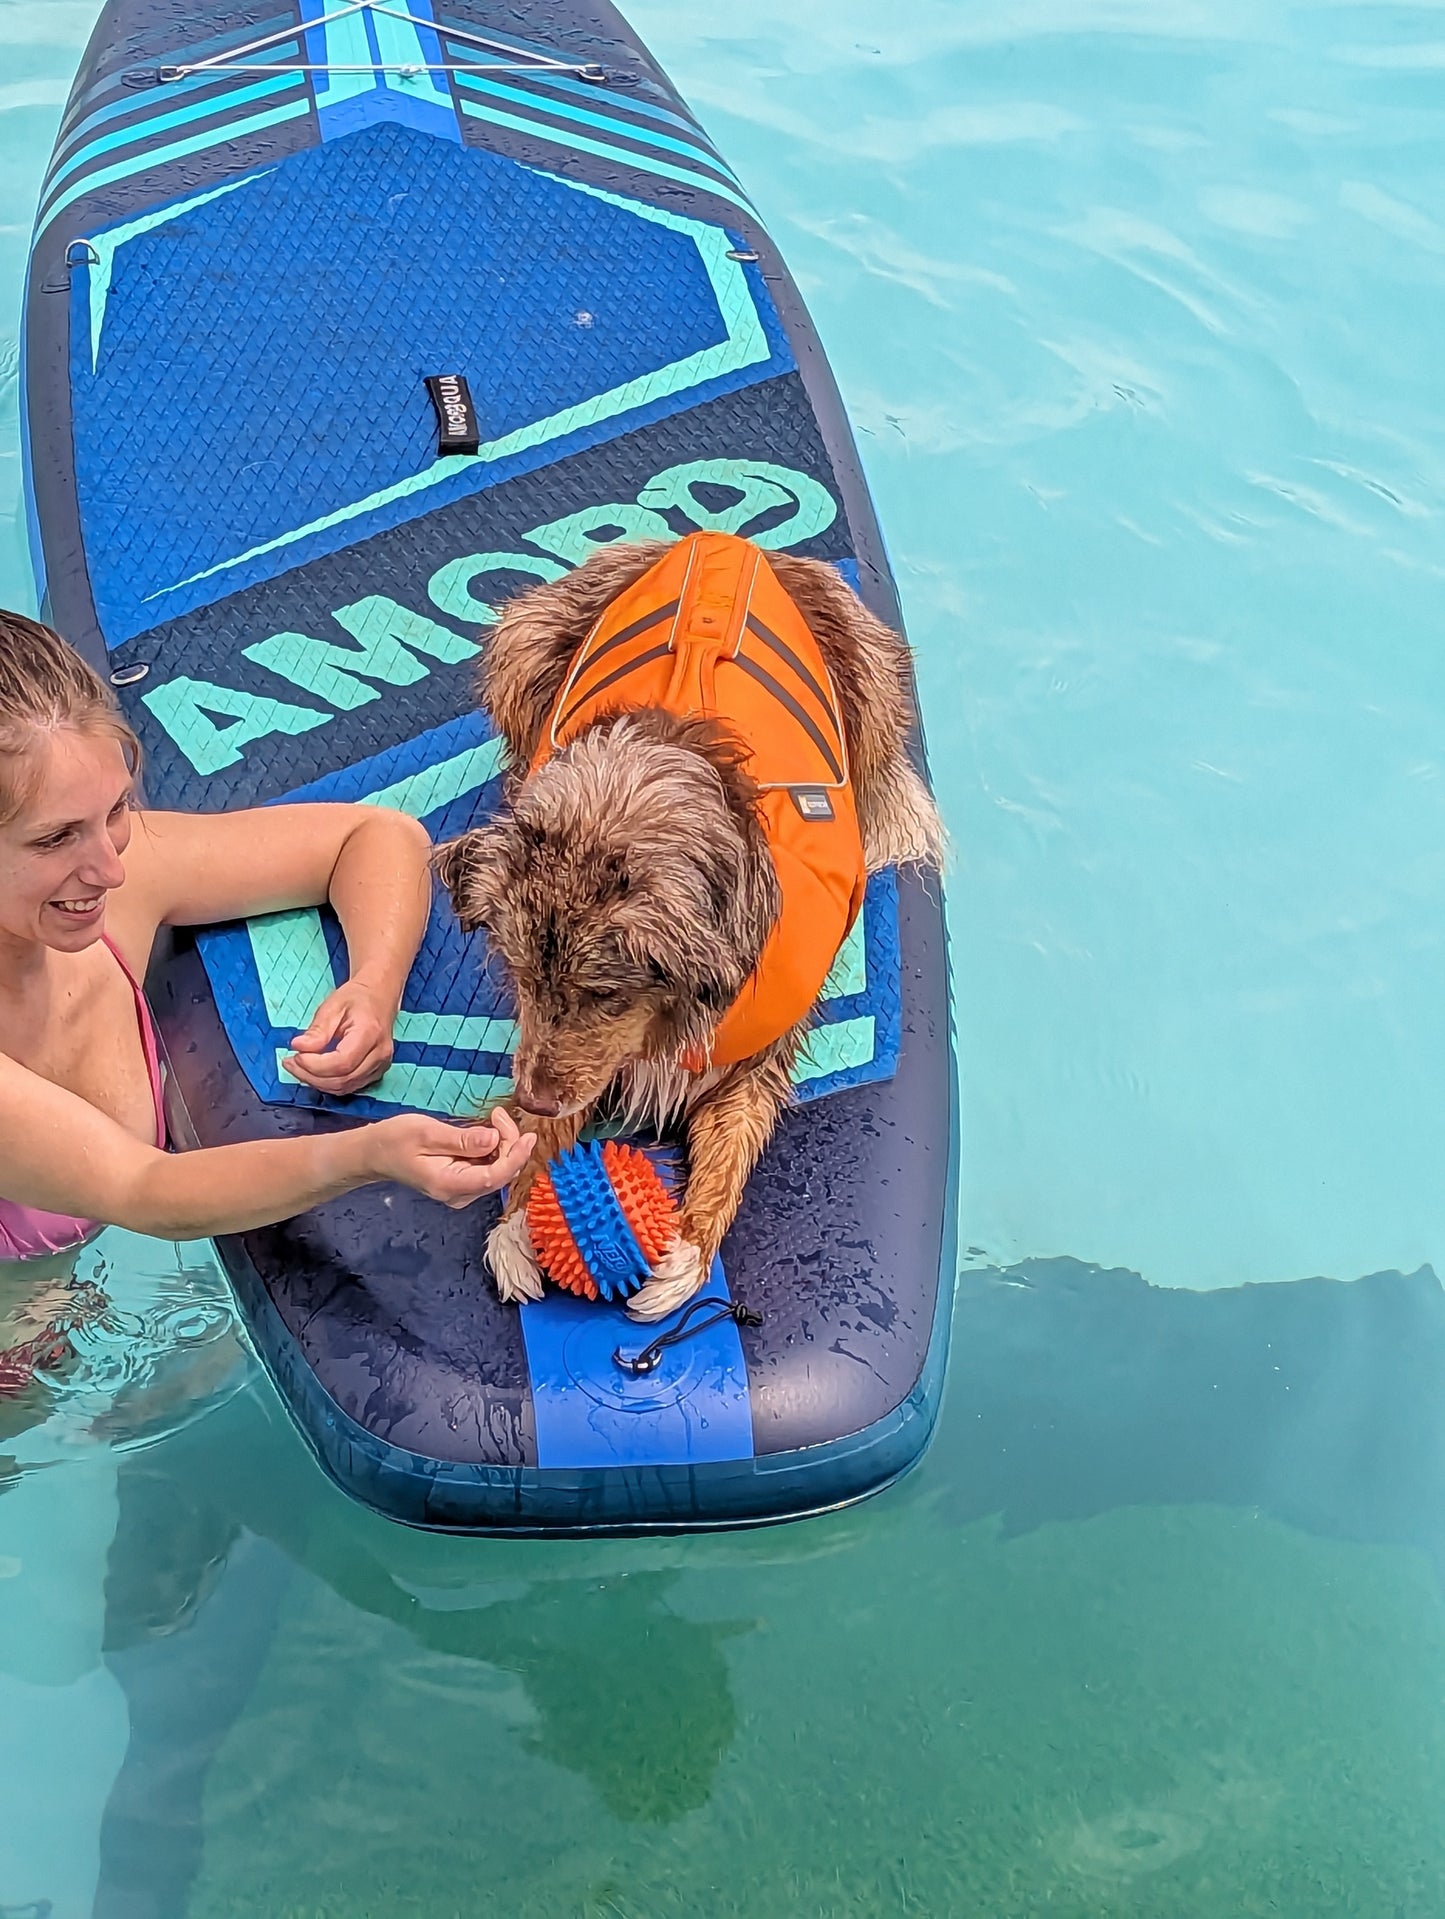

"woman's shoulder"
[104, 815, 170, 978]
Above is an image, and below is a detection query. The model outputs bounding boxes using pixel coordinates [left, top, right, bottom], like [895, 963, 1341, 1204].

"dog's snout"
[517, 1087, 564, 1119]
[515, 1050, 567, 1117]
[513, 1037, 567, 1118]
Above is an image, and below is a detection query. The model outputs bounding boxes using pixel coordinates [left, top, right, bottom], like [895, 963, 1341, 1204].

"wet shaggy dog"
[436, 538, 944, 1321]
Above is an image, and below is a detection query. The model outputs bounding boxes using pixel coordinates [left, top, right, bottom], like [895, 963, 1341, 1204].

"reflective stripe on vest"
[533, 531, 868, 1066]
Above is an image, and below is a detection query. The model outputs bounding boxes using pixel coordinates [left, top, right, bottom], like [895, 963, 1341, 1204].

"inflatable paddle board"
[22, 0, 957, 1532]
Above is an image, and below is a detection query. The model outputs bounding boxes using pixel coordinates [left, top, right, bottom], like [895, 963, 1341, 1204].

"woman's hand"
[0, 1045, 540, 1242]
[363, 1107, 536, 1208]
[283, 980, 396, 1096]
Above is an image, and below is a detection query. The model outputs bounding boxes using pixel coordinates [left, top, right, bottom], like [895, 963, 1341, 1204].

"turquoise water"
[6, 0, 1445, 1911]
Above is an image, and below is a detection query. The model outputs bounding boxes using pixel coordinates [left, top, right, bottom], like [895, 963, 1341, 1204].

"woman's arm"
[121, 802, 433, 1095]
[0, 1053, 534, 1241]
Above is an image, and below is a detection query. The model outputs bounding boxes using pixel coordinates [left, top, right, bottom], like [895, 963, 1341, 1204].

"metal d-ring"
[42, 239, 99, 293]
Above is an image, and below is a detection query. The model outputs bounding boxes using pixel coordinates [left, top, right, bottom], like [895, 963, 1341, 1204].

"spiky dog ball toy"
[525, 1140, 678, 1302]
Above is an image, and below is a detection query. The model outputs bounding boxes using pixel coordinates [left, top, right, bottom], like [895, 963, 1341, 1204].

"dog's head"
[436, 712, 781, 1119]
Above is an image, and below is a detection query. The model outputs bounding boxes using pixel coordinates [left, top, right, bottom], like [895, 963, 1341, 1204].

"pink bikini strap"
[101, 933, 166, 1149]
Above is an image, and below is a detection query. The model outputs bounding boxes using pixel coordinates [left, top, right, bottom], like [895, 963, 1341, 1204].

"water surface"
[4, 0, 1445, 1911]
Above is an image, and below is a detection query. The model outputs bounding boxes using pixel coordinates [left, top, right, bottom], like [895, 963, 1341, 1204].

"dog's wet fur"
[436, 538, 944, 1320]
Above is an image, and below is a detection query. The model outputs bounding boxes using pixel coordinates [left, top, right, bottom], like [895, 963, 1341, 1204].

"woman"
[0, 611, 534, 1261]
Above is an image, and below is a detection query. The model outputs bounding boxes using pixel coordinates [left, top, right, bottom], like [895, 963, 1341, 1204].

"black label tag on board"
[426, 374, 481, 456]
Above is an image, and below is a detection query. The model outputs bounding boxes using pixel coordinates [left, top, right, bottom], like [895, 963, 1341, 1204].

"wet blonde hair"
[0, 611, 141, 825]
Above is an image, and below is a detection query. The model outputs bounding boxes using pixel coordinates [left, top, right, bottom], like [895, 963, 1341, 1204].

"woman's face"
[0, 728, 134, 953]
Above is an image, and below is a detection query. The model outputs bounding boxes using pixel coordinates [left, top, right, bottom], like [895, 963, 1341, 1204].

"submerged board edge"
[212, 1198, 959, 1537]
[182, 963, 962, 1536]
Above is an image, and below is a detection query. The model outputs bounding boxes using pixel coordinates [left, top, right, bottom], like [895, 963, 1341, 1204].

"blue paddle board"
[22, 0, 957, 1532]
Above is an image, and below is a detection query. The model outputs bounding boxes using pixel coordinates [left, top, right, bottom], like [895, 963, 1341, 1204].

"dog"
[436, 532, 944, 1320]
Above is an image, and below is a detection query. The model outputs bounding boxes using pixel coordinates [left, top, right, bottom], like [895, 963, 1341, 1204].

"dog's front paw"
[628, 1236, 706, 1321]
[487, 1211, 546, 1305]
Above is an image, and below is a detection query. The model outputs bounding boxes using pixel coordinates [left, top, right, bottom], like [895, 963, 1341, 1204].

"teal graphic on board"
[141, 458, 838, 775]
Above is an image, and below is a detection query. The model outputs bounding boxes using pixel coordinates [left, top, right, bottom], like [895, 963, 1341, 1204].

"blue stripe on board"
[519, 1257, 755, 1471]
[433, 8, 728, 176]
[256, 708, 490, 808]
[458, 97, 757, 220]
[452, 70, 740, 186]
[51, 52, 302, 170]
[440, 38, 727, 151]
[372, 0, 453, 107]
[432, 3, 721, 146]
[311, 81, 460, 143]
[37, 97, 313, 238]
[364, 2, 384, 68]
[301, 0, 460, 144]
[509, 66, 725, 145]
[43, 72, 306, 204]
[431, 8, 586, 69]
[56, 10, 297, 133]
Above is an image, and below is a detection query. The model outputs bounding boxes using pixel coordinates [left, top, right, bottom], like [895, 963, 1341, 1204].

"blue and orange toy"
[526, 1141, 678, 1302]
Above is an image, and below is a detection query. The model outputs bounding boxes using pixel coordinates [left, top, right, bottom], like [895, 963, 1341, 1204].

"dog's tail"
[860, 755, 948, 875]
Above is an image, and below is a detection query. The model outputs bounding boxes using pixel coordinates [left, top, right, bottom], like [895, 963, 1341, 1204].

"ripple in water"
[0, 1230, 250, 1475]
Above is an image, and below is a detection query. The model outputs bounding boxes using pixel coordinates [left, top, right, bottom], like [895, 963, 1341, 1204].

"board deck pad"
[24, 0, 957, 1533]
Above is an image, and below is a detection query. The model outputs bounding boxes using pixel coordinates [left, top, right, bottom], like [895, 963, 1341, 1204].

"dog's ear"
[431, 833, 470, 899]
[432, 828, 512, 934]
[640, 949, 729, 1007]
[626, 907, 754, 1047]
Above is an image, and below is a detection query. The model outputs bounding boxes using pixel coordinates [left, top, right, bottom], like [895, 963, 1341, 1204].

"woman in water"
[0, 610, 534, 1286]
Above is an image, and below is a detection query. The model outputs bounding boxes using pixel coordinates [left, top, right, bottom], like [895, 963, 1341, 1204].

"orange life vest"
[532, 531, 868, 1067]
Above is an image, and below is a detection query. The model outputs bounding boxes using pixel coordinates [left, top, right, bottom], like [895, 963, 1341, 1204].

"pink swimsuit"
[0, 936, 166, 1261]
